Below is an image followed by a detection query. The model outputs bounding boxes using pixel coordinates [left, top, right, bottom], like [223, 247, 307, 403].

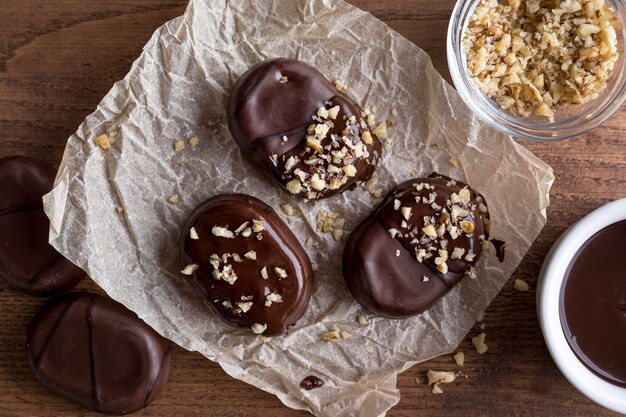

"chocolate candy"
[0, 156, 84, 295]
[180, 194, 313, 336]
[561, 220, 626, 387]
[342, 174, 491, 318]
[227, 58, 382, 200]
[27, 292, 171, 414]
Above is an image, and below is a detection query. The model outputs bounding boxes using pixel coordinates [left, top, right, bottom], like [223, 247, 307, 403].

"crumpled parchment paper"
[43, 0, 554, 415]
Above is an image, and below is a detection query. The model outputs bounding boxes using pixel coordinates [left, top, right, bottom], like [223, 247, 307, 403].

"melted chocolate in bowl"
[560, 220, 626, 388]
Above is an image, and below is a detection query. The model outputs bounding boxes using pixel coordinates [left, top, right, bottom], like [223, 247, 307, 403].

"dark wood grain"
[0, 1, 624, 416]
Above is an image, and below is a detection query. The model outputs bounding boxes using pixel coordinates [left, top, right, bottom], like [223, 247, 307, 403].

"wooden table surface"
[0, 1, 624, 416]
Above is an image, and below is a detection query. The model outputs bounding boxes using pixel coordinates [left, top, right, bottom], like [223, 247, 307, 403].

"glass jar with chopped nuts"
[448, 0, 626, 141]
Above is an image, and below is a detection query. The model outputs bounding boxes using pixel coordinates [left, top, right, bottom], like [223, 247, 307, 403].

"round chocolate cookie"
[227, 58, 383, 200]
[27, 292, 171, 414]
[0, 156, 84, 295]
[180, 194, 314, 336]
[342, 174, 491, 318]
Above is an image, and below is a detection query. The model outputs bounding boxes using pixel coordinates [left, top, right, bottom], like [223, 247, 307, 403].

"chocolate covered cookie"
[342, 174, 491, 318]
[180, 194, 313, 336]
[0, 156, 84, 295]
[228, 58, 383, 200]
[27, 292, 171, 414]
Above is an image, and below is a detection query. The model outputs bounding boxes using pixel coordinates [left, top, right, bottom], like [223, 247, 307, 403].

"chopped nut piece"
[212, 226, 234, 238]
[244, 251, 257, 260]
[372, 122, 387, 139]
[460, 220, 475, 234]
[181, 264, 199, 275]
[286, 179, 303, 194]
[393, 199, 401, 210]
[327, 105, 340, 120]
[241, 227, 252, 238]
[427, 370, 457, 386]
[342, 164, 357, 177]
[251, 323, 267, 334]
[281, 203, 296, 216]
[273, 267, 288, 279]
[238, 302, 253, 313]
[449, 157, 459, 168]
[189, 227, 199, 240]
[94, 134, 112, 150]
[116, 206, 124, 213]
[252, 219, 264, 233]
[357, 315, 368, 325]
[174, 140, 185, 152]
[431, 385, 444, 395]
[472, 332, 488, 354]
[260, 266, 269, 280]
[341, 331, 353, 339]
[514, 278, 529, 292]
[451, 247, 465, 260]
[361, 130, 373, 144]
[279, 76, 288, 83]
[453, 351, 465, 366]
[168, 195, 180, 204]
[422, 224, 437, 239]
[322, 330, 342, 341]
[365, 345, 375, 353]
[334, 79, 348, 93]
[401, 207, 412, 220]
[436, 262, 449, 274]
[189, 136, 199, 148]
[388, 228, 398, 239]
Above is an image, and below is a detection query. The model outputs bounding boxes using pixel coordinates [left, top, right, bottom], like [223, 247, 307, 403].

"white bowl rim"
[538, 198, 626, 414]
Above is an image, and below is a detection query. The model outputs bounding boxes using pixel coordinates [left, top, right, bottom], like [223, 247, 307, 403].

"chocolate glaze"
[343, 174, 491, 318]
[0, 156, 84, 295]
[227, 58, 382, 200]
[300, 375, 324, 390]
[26, 292, 171, 414]
[560, 220, 626, 387]
[180, 194, 314, 336]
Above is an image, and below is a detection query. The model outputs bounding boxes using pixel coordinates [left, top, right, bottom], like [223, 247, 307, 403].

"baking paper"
[43, 0, 554, 415]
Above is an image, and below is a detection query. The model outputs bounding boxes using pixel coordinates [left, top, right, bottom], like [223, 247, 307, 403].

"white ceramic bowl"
[537, 198, 626, 414]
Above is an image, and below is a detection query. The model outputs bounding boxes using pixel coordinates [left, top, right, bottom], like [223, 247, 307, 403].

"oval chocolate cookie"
[342, 174, 491, 318]
[180, 194, 314, 336]
[0, 156, 84, 295]
[27, 292, 171, 414]
[227, 58, 383, 200]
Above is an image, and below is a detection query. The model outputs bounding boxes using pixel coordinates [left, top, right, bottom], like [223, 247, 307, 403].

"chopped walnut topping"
[265, 293, 283, 307]
[189, 227, 199, 240]
[273, 267, 288, 279]
[244, 251, 257, 260]
[281, 203, 297, 216]
[453, 351, 465, 366]
[168, 195, 180, 204]
[393, 199, 401, 210]
[286, 179, 303, 194]
[514, 278, 530, 291]
[238, 301, 253, 313]
[212, 226, 234, 239]
[372, 121, 388, 139]
[252, 219, 264, 233]
[464, 0, 621, 120]
[317, 211, 345, 241]
[260, 266, 269, 280]
[388, 228, 399, 239]
[279, 76, 288, 83]
[422, 224, 437, 239]
[401, 206, 412, 221]
[472, 332, 488, 354]
[451, 247, 465, 260]
[234, 222, 249, 235]
[251, 323, 267, 334]
[460, 220, 475, 234]
[181, 264, 198, 275]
